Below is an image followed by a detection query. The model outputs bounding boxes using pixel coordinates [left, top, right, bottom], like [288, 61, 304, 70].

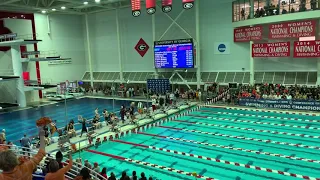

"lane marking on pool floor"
[187, 114, 320, 131]
[204, 106, 320, 117]
[157, 126, 320, 151]
[85, 149, 217, 180]
[172, 119, 320, 139]
[110, 139, 320, 180]
[137, 132, 320, 164]
[199, 110, 320, 123]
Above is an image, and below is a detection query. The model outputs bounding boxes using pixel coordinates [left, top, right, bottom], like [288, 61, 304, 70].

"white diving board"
[0, 39, 42, 47]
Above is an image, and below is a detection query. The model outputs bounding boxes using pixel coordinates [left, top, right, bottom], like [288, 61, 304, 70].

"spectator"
[55, 151, 64, 169]
[84, 160, 91, 168]
[73, 167, 91, 180]
[0, 129, 5, 144]
[93, 162, 100, 174]
[20, 134, 31, 156]
[139, 172, 147, 180]
[0, 129, 46, 180]
[45, 153, 73, 180]
[120, 171, 129, 180]
[108, 172, 116, 180]
[100, 167, 107, 179]
[148, 177, 153, 180]
[131, 171, 138, 180]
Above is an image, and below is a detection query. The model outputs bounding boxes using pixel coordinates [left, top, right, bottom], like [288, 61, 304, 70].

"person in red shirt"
[100, 167, 108, 179]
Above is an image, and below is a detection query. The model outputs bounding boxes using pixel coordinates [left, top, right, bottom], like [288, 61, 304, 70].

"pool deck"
[46, 101, 198, 156]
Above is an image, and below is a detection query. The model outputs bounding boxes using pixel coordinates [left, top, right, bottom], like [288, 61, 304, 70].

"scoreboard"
[147, 79, 170, 94]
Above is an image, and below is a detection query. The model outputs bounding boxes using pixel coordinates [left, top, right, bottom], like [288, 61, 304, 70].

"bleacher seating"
[82, 71, 318, 85]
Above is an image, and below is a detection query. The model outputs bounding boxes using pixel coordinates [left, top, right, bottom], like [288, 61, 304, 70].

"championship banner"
[162, 0, 172, 13]
[269, 20, 316, 39]
[239, 98, 320, 111]
[182, 0, 194, 9]
[146, 0, 156, 15]
[234, 26, 262, 42]
[252, 42, 290, 57]
[293, 40, 320, 58]
[131, 0, 141, 17]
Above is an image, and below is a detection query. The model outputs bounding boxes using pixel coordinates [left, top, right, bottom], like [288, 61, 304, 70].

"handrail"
[0, 144, 107, 180]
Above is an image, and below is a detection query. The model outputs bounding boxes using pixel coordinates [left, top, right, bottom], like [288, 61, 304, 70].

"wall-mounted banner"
[134, 38, 149, 57]
[234, 26, 262, 42]
[293, 40, 320, 58]
[214, 42, 230, 55]
[269, 20, 316, 39]
[0, 33, 17, 40]
[48, 60, 72, 65]
[182, 0, 194, 9]
[131, 0, 141, 17]
[162, 0, 173, 13]
[239, 98, 320, 111]
[146, 0, 156, 15]
[252, 42, 290, 57]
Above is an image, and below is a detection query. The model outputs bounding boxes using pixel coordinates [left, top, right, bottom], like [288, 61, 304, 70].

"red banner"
[182, 0, 194, 9]
[131, 0, 141, 17]
[234, 26, 262, 42]
[293, 40, 320, 58]
[146, 0, 156, 14]
[162, 0, 172, 13]
[252, 42, 290, 57]
[269, 20, 316, 39]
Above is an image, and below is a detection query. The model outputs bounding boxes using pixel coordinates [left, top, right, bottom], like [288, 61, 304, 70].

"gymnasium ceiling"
[0, 0, 235, 15]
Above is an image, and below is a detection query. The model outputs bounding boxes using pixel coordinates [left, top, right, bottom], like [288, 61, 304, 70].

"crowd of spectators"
[235, 84, 320, 101]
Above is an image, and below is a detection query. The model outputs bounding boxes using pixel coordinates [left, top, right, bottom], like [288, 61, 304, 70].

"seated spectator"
[84, 160, 91, 168]
[0, 129, 6, 144]
[108, 172, 116, 180]
[120, 171, 129, 180]
[73, 167, 91, 180]
[100, 167, 107, 179]
[0, 129, 46, 180]
[67, 122, 76, 137]
[139, 172, 147, 180]
[92, 116, 101, 129]
[45, 153, 73, 180]
[93, 162, 100, 174]
[132, 171, 138, 180]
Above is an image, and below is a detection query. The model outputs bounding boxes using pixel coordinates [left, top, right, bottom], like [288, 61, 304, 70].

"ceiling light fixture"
[52, 8, 56, 11]
[95, 0, 100, 3]
[41, 10, 46, 13]
[84, 1, 88, 5]
[61, 6, 66, 10]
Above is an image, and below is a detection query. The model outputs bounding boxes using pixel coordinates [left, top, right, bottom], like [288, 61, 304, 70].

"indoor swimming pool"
[76, 106, 320, 180]
[0, 98, 145, 142]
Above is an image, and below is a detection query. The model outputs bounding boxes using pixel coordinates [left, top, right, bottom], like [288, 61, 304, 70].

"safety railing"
[0, 144, 107, 180]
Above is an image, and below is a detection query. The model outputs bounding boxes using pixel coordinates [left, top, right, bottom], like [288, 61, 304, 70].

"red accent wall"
[0, 11, 42, 98]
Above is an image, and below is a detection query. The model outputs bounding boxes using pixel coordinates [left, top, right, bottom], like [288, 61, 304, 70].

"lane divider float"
[158, 126, 320, 151]
[173, 119, 320, 139]
[85, 149, 217, 180]
[138, 132, 320, 164]
[187, 114, 320, 131]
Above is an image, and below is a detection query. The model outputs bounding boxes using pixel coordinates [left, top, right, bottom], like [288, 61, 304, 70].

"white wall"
[35, 14, 87, 82]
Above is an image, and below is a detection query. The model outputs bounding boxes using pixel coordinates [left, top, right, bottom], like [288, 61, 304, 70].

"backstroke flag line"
[162, 0, 172, 13]
[131, 0, 141, 17]
[146, 0, 156, 15]
[182, 0, 194, 9]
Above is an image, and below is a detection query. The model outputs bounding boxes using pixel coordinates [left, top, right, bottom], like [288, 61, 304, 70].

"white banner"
[214, 42, 230, 55]
[48, 60, 72, 65]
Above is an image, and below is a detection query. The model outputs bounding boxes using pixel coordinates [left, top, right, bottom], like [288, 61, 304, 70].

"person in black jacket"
[139, 172, 147, 180]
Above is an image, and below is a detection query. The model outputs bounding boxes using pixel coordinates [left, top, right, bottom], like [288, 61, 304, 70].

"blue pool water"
[77, 107, 320, 180]
[0, 98, 143, 142]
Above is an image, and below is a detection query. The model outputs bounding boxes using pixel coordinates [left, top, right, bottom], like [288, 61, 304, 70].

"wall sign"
[293, 40, 320, 58]
[269, 20, 316, 39]
[214, 42, 230, 55]
[134, 38, 149, 57]
[239, 98, 320, 111]
[252, 42, 290, 57]
[234, 26, 262, 42]
[48, 60, 72, 65]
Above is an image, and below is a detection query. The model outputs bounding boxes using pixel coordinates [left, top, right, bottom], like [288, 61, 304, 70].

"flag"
[146, 0, 156, 15]
[131, 0, 141, 17]
[182, 0, 194, 9]
[162, 0, 172, 13]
